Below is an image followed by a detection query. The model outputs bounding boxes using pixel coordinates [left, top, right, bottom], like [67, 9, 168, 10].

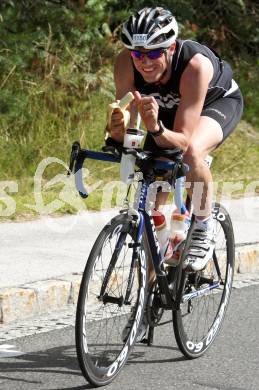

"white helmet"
[121, 7, 178, 50]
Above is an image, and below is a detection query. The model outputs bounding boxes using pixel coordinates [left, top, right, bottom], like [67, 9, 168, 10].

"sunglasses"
[130, 48, 167, 60]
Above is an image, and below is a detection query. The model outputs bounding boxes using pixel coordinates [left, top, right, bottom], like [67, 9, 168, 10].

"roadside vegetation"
[0, 0, 258, 220]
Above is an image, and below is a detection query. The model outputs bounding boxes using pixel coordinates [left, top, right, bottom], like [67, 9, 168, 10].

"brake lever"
[74, 154, 88, 199]
[68, 141, 80, 176]
[67, 141, 88, 198]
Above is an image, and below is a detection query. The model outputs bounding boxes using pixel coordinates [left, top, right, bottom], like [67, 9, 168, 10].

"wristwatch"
[148, 120, 166, 137]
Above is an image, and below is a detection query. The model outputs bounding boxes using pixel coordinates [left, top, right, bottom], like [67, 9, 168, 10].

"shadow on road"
[0, 344, 89, 389]
[0, 340, 186, 389]
[128, 343, 186, 365]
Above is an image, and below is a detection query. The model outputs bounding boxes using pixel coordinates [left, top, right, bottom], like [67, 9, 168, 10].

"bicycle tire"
[75, 213, 147, 386]
[173, 202, 235, 358]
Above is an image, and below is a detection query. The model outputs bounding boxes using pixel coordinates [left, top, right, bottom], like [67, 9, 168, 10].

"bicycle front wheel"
[75, 214, 147, 387]
[173, 203, 235, 358]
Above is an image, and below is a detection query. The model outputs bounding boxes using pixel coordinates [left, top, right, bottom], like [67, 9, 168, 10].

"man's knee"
[184, 142, 204, 168]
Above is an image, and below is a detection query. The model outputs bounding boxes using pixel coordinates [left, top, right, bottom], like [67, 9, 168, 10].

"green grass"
[234, 59, 259, 129]
[212, 121, 259, 201]
[0, 36, 258, 221]
[1, 119, 258, 222]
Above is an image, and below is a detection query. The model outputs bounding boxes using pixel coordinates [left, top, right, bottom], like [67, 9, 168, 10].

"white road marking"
[0, 344, 25, 358]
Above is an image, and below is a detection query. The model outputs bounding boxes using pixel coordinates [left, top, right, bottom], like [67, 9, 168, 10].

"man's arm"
[108, 50, 135, 142]
[148, 54, 214, 150]
[114, 49, 135, 99]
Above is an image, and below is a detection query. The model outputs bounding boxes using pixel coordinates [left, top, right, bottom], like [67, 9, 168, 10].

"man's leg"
[183, 115, 223, 271]
[183, 115, 223, 217]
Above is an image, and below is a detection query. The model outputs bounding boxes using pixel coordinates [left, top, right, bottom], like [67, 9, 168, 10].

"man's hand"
[109, 108, 125, 143]
[133, 91, 159, 132]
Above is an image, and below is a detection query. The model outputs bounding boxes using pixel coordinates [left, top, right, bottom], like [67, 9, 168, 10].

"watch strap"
[147, 120, 165, 137]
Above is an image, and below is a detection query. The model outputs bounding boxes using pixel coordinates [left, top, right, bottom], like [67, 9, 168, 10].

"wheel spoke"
[173, 204, 234, 358]
[75, 216, 146, 385]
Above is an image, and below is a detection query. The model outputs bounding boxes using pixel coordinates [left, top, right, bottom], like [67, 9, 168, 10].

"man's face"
[130, 44, 175, 83]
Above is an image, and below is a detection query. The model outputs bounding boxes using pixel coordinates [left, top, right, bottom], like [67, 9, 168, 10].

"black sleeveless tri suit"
[133, 39, 243, 150]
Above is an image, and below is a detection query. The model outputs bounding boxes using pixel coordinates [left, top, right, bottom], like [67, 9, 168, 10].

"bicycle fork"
[98, 213, 144, 308]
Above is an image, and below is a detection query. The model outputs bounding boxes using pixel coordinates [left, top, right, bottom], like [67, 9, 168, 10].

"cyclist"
[107, 7, 243, 340]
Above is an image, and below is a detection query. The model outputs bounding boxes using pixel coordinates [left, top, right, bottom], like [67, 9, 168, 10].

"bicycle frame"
[68, 144, 221, 310]
[68, 145, 186, 310]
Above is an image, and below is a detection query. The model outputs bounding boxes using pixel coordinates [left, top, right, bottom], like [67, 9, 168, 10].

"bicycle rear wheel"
[75, 214, 147, 386]
[173, 203, 235, 358]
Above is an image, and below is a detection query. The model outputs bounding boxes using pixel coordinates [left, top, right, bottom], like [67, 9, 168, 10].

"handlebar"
[67, 143, 121, 198]
[67, 141, 188, 209]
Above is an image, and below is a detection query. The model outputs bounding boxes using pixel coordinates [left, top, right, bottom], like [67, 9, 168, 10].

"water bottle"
[165, 208, 190, 266]
[120, 128, 145, 184]
[171, 208, 190, 239]
[152, 210, 172, 260]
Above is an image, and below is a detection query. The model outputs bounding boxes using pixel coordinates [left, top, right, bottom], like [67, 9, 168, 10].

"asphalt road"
[1, 196, 259, 289]
[0, 284, 258, 390]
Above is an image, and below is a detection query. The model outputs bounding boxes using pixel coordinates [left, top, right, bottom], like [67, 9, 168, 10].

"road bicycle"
[68, 140, 235, 387]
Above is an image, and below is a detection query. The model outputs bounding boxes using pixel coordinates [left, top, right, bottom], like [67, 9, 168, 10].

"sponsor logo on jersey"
[150, 92, 180, 109]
